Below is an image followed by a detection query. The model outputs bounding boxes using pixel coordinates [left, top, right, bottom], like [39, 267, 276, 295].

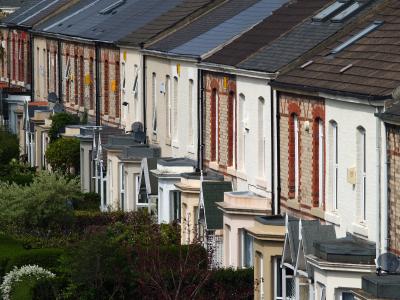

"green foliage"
[49, 113, 80, 142]
[72, 192, 100, 211]
[0, 172, 80, 235]
[0, 129, 19, 165]
[0, 160, 35, 185]
[32, 277, 59, 300]
[9, 275, 35, 300]
[45, 138, 80, 174]
[0, 235, 62, 278]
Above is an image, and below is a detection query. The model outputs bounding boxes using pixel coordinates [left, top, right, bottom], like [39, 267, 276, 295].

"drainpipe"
[57, 40, 62, 103]
[95, 43, 100, 126]
[30, 32, 34, 101]
[376, 106, 382, 259]
[270, 83, 275, 215]
[141, 45, 147, 142]
[197, 67, 203, 172]
[382, 121, 388, 253]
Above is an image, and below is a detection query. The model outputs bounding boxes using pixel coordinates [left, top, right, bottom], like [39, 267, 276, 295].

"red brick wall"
[387, 124, 400, 255]
[279, 92, 325, 215]
[203, 71, 236, 174]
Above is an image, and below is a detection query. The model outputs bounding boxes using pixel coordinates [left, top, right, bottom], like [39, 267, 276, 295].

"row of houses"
[1, 0, 400, 299]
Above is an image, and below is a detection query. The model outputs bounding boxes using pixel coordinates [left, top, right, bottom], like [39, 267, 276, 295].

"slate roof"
[117, 0, 220, 47]
[36, 0, 216, 44]
[239, 0, 378, 74]
[149, 0, 260, 52]
[141, 157, 158, 195]
[0, 0, 36, 8]
[202, 181, 232, 230]
[272, 0, 400, 100]
[3, 0, 73, 27]
[205, 0, 332, 66]
[361, 275, 400, 299]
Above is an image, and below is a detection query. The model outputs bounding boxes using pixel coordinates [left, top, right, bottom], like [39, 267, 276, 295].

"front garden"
[0, 128, 254, 299]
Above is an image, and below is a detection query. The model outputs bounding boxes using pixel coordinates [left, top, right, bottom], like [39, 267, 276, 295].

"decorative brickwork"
[387, 124, 400, 255]
[279, 92, 325, 211]
[203, 72, 236, 173]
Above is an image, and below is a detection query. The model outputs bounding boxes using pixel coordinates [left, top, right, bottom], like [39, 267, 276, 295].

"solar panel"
[330, 21, 383, 54]
[331, 2, 362, 22]
[312, 1, 349, 22]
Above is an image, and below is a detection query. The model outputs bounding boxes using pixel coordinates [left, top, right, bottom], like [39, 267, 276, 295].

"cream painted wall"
[236, 76, 272, 197]
[325, 98, 382, 242]
[145, 55, 197, 160]
[33, 37, 48, 101]
[123, 161, 142, 211]
[223, 213, 256, 268]
[107, 151, 121, 210]
[120, 48, 143, 130]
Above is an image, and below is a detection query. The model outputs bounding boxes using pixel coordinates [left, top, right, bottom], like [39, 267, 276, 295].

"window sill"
[226, 167, 236, 177]
[172, 140, 179, 149]
[325, 211, 340, 226]
[310, 206, 325, 219]
[152, 133, 158, 144]
[165, 137, 171, 146]
[236, 169, 247, 180]
[209, 161, 219, 171]
[255, 177, 267, 189]
[286, 198, 300, 210]
[352, 222, 368, 238]
[187, 145, 195, 154]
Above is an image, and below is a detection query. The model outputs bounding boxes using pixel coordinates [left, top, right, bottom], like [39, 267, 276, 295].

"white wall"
[158, 178, 180, 223]
[236, 76, 271, 197]
[120, 48, 143, 130]
[325, 98, 381, 241]
[145, 55, 197, 160]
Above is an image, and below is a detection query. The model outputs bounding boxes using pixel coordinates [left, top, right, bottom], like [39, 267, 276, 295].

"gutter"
[57, 39, 62, 103]
[30, 32, 34, 101]
[272, 80, 392, 102]
[270, 84, 275, 215]
[276, 90, 281, 215]
[141, 46, 147, 142]
[376, 106, 382, 260]
[140, 48, 199, 63]
[382, 121, 388, 253]
[199, 62, 276, 80]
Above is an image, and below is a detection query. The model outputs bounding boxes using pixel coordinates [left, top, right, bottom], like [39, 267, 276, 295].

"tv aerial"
[376, 252, 400, 276]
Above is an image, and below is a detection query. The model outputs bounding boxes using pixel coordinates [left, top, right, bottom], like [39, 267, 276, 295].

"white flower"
[0, 264, 55, 300]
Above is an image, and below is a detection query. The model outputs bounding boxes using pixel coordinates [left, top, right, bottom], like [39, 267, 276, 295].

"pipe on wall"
[197, 67, 203, 172]
[382, 121, 388, 253]
[29, 32, 34, 101]
[270, 83, 275, 215]
[57, 40, 62, 103]
[141, 47, 147, 142]
[275, 89, 281, 215]
[376, 106, 382, 260]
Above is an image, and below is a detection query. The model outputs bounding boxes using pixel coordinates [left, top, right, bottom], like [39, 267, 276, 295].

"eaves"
[141, 48, 199, 63]
[272, 80, 390, 106]
[199, 61, 276, 80]
[306, 254, 375, 273]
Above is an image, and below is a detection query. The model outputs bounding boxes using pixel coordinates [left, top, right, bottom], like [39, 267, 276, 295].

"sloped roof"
[205, 0, 332, 67]
[239, 0, 378, 73]
[202, 181, 232, 230]
[3, 0, 75, 27]
[118, 0, 221, 47]
[141, 157, 158, 195]
[36, 0, 216, 44]
[0, 0, 37, 9]
[272, 0, 399, 100]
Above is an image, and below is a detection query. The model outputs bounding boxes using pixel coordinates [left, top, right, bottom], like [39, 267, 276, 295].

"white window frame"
[273, 257, 283, 300]
[258, 97, 265, 176]
[358, 127, 367, 221]
[166, 75, 171, 138]
[238, 93, 246, 170]
[119, 164, 125, 211]
[331, 121, 338, 211]
[294, 115, 299, 199]
[258, 252, 264, 299]
[173, 76, 178, 141]
[152, 73, 157, 134]
[188, 79, 194, 146]
[318, 119, 324, 207]
[241, 229, 254, 268]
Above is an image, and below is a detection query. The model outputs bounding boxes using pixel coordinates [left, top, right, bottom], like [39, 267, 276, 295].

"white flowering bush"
[0, 264, 55, 300]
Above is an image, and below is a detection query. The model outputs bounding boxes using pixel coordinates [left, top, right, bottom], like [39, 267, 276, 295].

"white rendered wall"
[158, 178, 180, 224]
[145, 55, 197, 160]
[120, 48, 143, 130]
[236, 76, 271, 197]
[325, 98, 381, 241]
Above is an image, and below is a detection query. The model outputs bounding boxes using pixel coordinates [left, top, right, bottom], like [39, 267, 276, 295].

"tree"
[0, 128, 19, 165]
[49, 113, 80, 142]
[45, 138, 80, 174]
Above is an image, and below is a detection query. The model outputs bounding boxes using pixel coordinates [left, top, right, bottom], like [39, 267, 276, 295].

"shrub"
[0, 265, 55, 300]
[49, 112, 80, 142]
[45, 138, 80, 174]
[0, 129, 19, 165]
[72, 192, 100, 211]
[0, 172, 80, 235]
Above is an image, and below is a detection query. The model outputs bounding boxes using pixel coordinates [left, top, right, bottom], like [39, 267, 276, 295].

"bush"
[72, 192, 100, 211]
[0, 172, 81, 235]
[0, 160, 35, 185]
[200, 268, 254, 299]
[49, 113, 80, 142]
[0, 129, 19, 165]
[45, 138, 80, 174]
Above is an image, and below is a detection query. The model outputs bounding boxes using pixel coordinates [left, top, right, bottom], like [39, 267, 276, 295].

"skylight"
[331, 2, 362, 22]
[99, 0, 126, 15]
[330, 21, 383, 54]
[312, 1, 350, 22]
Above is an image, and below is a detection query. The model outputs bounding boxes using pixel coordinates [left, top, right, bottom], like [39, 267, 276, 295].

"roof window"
[99, 0, 126, 15]
[331, 2, 363, 22]
[330, 21, 383, 55]
[312, 1, 351, 22]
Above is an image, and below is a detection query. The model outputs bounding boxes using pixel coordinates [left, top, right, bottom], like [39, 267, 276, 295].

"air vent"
[331, 2, 363, 23]
[312, 1, 352, 22]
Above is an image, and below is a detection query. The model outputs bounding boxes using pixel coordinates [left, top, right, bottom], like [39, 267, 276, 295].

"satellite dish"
[377, 252, 400, 275]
